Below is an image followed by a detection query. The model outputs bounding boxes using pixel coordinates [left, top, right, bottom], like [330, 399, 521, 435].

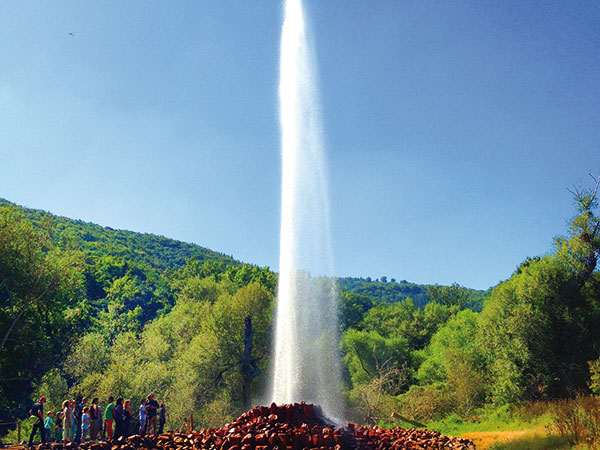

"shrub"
[397, 383, 452, 422]
[548, 394, 600, 446]
[3, 420, 34, 445]
[589, 359, 600, 396]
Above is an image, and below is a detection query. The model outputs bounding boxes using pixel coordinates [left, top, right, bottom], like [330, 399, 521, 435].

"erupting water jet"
[271, 0, 344, 420]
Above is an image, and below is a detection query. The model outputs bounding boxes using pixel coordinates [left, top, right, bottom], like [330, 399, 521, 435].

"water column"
[272, 0, 344, 420]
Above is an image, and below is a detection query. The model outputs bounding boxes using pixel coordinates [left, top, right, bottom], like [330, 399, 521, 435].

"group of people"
[28, 395, 167, 447]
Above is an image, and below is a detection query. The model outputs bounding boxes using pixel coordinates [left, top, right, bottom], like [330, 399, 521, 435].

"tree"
[353, 362, 408, 424]
[32, 369, 69, 416]
[0, 207, 85, 421]
[478, 177, 600, 403]
[338, 289, 374, 330]
[359, 299, 453, 350]
[341, 328, 412, 388]
[565, 175, 600, 280]
[418, 310, 487, 416]
[426, 283, 470, 309]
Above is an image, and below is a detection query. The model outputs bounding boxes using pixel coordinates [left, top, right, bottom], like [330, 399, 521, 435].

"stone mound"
[23, 402, 476, 450]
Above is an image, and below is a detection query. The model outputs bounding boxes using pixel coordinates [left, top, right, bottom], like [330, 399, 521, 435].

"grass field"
[460, 427, 573, 450]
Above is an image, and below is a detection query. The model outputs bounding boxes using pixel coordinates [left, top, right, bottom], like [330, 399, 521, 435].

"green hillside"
[1, 198, 476, 311]
[0, 198, 237, 271]
[337, 277, 487, 310]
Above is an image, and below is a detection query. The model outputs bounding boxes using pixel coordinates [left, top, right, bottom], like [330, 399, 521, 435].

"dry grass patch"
[460, 427, 547, 449]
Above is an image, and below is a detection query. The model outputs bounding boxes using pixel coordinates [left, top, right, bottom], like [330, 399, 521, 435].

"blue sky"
[1, 1, 599, 290]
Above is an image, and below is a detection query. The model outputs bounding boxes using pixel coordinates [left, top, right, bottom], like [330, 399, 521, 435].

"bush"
[589, 359, 600, 396]
[548, 394, 600, 446]
[3, 420, 34, 445]
[397, 383, 452, 422]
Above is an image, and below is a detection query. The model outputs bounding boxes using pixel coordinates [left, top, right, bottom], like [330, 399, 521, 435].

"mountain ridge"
[0, 197, 484, 306]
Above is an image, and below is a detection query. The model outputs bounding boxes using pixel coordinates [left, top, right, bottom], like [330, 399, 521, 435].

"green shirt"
[104, 402, 115, 420]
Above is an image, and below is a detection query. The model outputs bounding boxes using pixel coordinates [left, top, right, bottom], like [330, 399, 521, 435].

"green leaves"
[0, 206, 86, 419]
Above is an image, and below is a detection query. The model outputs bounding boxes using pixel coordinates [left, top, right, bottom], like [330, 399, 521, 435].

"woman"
[70, 400, 77, 441]
[89, 398, 100, 441]
[113, 398, 124, 440]
[62, 400, 73, 444]
[122, 400, 132, 437]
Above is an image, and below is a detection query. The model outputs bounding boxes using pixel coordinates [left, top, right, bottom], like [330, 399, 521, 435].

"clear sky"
[1, 1, 599, 290]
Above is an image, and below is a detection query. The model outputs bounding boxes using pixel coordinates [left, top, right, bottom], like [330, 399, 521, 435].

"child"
[44, 411, 53, 442]
[55, 412, 64, 442]
[138, 399, 147, 436]
[159, 404, 166, 434]
[81, 407, 90, 442]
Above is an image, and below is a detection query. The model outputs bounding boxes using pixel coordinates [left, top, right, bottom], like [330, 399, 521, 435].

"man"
[104, 396, 115, 440]
[28, 396, 47, 446]
[158, 404, 166, 434]
[145, 394, 159, 435]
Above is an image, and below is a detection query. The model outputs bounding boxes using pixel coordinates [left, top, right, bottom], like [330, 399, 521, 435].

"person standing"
[122, 400, 132, 437]
[158, 404, 166, 434]
[62, 400, 73, 444]
[145, 394, 159, 435]
[104, 396, 115, 440]
[74, 397, 86, 443]
[81, 407, 90, 442]
[70, 400, 77, 441]
[27, 396, 46, 446]
[138, 399, 147, 436]
[55, 412, 63, 442]
[89, 398, 100, 441]
[113, 398, 124, 440]
[43, 411, 53, 442]
[98, 406, 104, 440]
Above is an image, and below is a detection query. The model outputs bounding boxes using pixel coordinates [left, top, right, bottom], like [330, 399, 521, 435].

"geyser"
[271, 0, 344, 419]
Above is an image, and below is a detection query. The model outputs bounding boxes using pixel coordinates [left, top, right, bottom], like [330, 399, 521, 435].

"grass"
[460, 428, 574, 450]
[420, 400, 600, 450]
[425, 404, 548, 437]
[487, 433, 573, 450]
[400, 403, 576, 449]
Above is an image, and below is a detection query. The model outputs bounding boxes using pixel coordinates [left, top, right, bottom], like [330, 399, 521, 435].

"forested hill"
[337, 277, 487, 309]
[0, 198, 482, 308]
[0, 198, 238, 270]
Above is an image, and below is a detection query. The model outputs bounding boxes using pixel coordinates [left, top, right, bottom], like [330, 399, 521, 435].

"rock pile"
[22, 403, 475, 450]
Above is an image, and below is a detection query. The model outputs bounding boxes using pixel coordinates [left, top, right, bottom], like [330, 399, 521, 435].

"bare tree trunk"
[241, 315, 260, 410]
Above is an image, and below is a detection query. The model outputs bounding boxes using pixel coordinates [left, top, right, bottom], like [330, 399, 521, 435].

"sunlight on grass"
[487, 433, 572, 450]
